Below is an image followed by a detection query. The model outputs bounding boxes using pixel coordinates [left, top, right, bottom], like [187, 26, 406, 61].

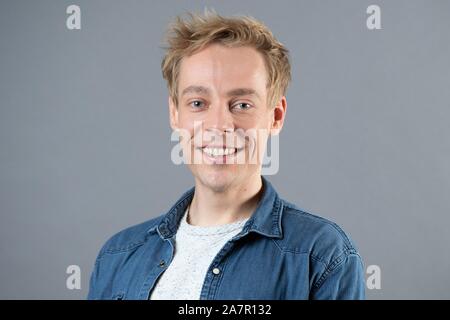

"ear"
[270, 96, 287, 135]
[168, 96, 179, 131]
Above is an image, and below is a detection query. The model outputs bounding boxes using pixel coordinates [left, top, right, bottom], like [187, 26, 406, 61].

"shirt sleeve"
[87, 254, 102, 300]
[310, 252, 366, 300]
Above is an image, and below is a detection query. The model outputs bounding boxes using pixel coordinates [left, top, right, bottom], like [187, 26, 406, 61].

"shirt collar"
[149, 175, 284, 240]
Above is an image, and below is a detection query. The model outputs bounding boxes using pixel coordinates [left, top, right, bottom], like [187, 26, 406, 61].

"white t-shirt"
[149, 206, 249, 300]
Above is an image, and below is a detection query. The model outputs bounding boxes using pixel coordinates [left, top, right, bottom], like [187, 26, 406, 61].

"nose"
[203, 101, 234, 133]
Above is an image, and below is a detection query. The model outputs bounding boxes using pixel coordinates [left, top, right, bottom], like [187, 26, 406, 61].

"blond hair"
[161, 10, 291, 108]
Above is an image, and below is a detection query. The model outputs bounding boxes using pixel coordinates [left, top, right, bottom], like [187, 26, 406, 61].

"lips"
[202, 146, 237, 157]
[196, 145, 245, 162]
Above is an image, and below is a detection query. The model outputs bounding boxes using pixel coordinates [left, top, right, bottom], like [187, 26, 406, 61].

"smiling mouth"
[197, 146, 244, 158]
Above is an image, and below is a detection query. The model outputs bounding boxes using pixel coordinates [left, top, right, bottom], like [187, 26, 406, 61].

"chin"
[192, 165, 239, 193]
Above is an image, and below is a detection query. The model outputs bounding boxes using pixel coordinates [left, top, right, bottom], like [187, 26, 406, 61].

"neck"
[188, 173, 263, 227]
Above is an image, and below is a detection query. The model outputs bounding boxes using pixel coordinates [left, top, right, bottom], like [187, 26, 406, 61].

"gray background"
[1, 0, 449, 299]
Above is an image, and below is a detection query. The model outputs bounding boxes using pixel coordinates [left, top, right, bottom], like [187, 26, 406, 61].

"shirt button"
[159, 260, 166, 267]
[212, 267, 220, 275]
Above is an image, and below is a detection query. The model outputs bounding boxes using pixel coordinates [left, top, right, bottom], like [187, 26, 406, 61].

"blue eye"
[189, 100, 205, 109]
[233, 103, 251, 110]
[190, 100, 204, 108]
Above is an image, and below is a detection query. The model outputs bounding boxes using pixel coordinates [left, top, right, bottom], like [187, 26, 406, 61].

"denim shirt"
[87, 176, 365, 300]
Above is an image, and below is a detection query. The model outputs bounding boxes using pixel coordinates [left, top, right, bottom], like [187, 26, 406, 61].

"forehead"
[178, 43, 268, 96]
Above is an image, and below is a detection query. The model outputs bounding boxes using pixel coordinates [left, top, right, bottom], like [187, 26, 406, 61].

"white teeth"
[203, 147, 236, 157]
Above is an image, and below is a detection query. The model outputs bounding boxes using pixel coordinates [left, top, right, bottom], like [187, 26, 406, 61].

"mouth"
[196, 145, 245, 162]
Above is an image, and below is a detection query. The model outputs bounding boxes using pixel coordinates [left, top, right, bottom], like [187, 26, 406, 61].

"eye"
[232, 102, 252, 110]
[189, 100, 205, 108]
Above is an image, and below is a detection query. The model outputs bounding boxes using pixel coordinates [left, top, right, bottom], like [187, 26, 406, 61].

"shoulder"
[277, 199, 361, 266]
[96, 214, 164, 258]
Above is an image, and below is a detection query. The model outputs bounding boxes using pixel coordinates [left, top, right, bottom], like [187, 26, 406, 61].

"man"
[87, 11, 365, 300]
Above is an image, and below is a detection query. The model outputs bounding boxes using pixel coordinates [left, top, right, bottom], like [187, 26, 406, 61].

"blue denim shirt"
[88, 176, 365, 300]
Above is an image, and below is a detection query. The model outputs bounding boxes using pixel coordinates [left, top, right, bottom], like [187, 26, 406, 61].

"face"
[169, 43, 286, 192]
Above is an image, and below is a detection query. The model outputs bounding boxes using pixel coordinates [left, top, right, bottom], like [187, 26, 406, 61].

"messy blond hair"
[161, 10, 291, 108]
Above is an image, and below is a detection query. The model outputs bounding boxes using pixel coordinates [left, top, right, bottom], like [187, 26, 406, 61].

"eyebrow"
[226, 88, 259, 98]
[181, 85, 260, 99]
[181, 85, 211, 96]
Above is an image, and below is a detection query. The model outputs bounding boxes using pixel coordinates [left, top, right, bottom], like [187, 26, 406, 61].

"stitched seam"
[162, 190, 195, 235]
[284, 208, 354, 251]
[103, 242, 145, 255]
[312, 248, 357, 290]
[271, 240, 328, 271]
[98, 231, 157, 257]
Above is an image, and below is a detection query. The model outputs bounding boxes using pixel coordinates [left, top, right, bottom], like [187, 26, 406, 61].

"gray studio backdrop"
[1, 0, 449, 299]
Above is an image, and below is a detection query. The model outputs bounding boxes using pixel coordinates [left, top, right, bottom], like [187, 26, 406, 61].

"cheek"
[175, 120, 194, 147]
[240, 112, 272, 131]
[178, 108, 207, 132]
[177, 117, 196, 140]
